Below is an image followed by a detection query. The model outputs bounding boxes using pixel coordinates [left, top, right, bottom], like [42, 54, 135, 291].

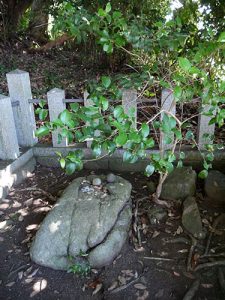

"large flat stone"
[30, 175, 132, 270]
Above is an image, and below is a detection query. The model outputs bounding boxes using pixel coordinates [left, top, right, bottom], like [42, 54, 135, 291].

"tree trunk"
[28, 0, 51, 44]
[1, 0, 33, 39]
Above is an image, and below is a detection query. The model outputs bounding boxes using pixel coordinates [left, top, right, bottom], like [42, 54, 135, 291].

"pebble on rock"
[107, 173, 116, 183]
[92, 178, 102, 186]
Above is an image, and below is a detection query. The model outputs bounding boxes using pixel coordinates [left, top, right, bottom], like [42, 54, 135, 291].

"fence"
[0, 69, 215, 161]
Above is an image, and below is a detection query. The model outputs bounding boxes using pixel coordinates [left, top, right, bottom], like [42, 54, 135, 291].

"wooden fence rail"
[0, 69, 215, 160]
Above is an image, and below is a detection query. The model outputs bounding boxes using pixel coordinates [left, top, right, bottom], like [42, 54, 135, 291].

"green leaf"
[103, 43, 113, 53]
[178, 57, 192, 72]
[60, 158, 66, 169]
[145, 138, 155, 148]
[123, 151, 132, 162]
[198, 170, 208, 179]
[35, 126, 49, 137]
[60, 110, 72, 125]
[185, 130, 194, 140]
[174, 86, 182, 99]
[141, 123, 149, 138]
[105, 2, 111, 13]
[129, 131, 141, 143]
[179, 152, 185, 160]
[116, 132, 127, 146]
[145, 164, 155, 177]
[98, 8, 106, 17]
[70, 103, 79, 112]
[101, 76, 111, 89]
[218, 32, 225, 42]
[39, 109, 48, 120]
[115, 36, 126, 47]
[66, 162, 76, 175]
[113, 106, 123, 119]
[92, 143, 102, 157]
[100, 96, 109, 111]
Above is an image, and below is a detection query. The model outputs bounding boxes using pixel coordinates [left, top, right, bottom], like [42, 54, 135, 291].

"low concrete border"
[1, 144, 225, 200]
[33, 144, 225, 172]
[0, 149, 36, 200]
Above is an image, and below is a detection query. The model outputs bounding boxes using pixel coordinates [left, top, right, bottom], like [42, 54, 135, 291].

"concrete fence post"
[0, 95, 20, 160]
[197, 104, 215, 150]
[160, 88, 176, 152]
[47, 88, 68, 147]
[6, 69, 37, 147]
[122, 89, 137, 129]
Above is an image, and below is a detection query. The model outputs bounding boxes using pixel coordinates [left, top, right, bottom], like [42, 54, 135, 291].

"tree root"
[187, 235, 197, 272]
[182, 279, 200, 300]
[194, 260, 225, 272]
[204, 214, 225, 256]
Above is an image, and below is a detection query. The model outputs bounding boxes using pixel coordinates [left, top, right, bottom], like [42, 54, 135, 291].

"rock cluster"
[30, 174, 132, 270]
[158, 167, 225, 239]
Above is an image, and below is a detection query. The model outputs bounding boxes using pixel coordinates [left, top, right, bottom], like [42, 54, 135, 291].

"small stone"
[182, 197, 204, 239]
[107, 173, 116, 183]
[148, 206, 167, 225]
[205, 170, 225, 204]
[92, 178, 102, 186]
[161, 167, 196, 201]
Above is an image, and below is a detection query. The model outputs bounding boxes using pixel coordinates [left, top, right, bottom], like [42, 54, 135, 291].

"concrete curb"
[0, 149, 36, 200]
[33, 145, 225, 171]
[1, 144, 225, 200]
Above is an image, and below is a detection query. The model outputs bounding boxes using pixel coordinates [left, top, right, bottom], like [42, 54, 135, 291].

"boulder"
[30, 175, 132, 270]
[161, 167, 197, 201]
[182, 196, 204, 239]
[204, 170, 225, 204]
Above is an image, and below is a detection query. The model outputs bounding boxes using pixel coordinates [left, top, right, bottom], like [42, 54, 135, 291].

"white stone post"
[122, 89, 137, 128]
[160, 89, 176, 151]
[197, 104, 215, 150]
[47, 88, 68, 147]
[0, 95, 20, 160]
[6, 69, 37, 147]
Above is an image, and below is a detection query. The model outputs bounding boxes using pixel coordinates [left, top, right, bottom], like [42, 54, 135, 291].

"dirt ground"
[0, 165, 225, 300]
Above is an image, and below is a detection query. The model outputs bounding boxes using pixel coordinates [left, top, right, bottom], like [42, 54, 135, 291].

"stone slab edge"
[33, 145, 225, 171]
[0, 149, 36, 200]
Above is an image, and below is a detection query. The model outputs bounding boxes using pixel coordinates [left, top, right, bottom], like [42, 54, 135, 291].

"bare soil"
[0, 165, 225, 300]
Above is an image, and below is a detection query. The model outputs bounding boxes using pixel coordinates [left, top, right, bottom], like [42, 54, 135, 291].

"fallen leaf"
[201, 283, 213, 288]
[18, 271, 23, 280]
[118, 275, 127, 285]
[178, 249, 188, 253]
[134, 283, 147, 290]
[92, 283, 102, 295]
[88, 278, 101, 289]
[27, 268, 39, 278]
[6, 281, 15, 287]
[108, 281, 118, 291]
[152, 231, 160, 238]
[176, 226, 183, 235]
[173, 271, 180, 277]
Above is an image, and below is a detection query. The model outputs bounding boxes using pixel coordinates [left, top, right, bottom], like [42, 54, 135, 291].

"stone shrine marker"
[30, 174, 132, 270]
